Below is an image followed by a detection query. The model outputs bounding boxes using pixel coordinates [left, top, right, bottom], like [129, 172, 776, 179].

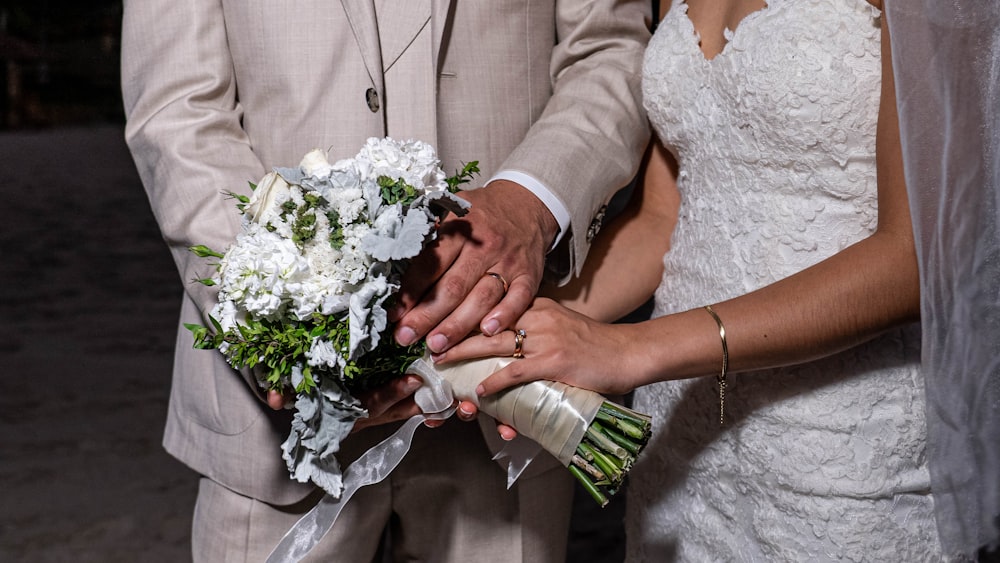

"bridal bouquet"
[186, 137, 474, 495]
[185, 137, 651, 511]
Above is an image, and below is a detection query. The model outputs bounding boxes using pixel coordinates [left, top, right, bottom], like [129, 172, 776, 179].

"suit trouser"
[191, 419, 575, 562]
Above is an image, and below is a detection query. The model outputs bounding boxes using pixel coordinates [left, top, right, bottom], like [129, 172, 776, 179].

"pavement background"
[0, 125, 625, 562]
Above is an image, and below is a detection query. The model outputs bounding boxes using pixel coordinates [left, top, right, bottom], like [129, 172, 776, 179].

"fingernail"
[427, 333, 448, 353]
[500, 428, 515, 441]
[476, 384, 486, 397]
[397, 326, 417, 346]
[459, 404, 474, 416]
[430, 353, 444, 363]
[482, 318, 500, 336]
[403, 376, 422, 392]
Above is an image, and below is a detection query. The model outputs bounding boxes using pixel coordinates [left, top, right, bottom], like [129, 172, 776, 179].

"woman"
[437, 0, 944, 559]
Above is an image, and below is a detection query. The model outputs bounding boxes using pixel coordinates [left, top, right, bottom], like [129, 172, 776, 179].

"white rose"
[246, 172, 291, 224]
[299, 149, 333, 178]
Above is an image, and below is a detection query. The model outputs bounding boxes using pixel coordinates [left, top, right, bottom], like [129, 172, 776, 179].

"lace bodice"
[646, 0, 883, 304]
[629, 0, 942, 560]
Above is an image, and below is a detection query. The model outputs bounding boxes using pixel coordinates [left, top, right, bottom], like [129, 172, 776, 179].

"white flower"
[217, 225, 309, 318]
[287, 279, 325, 320]
[246, 171, 292, 225]
[328, 184, 367, 225]
[299, 149, 333, 178]
[211, 300, 241, 333]
[209, 300, 241, 354]
[356, 137, 448, 193]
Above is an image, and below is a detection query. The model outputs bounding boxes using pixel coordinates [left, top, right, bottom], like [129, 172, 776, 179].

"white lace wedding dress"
[632, 0, 943, 560]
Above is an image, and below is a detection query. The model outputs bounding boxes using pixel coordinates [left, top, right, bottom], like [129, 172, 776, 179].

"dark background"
[0, 3, 627, 561]
[1, 1, 124, 129]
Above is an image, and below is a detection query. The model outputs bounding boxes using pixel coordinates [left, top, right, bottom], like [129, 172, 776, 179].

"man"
[122, 1, 650, 561]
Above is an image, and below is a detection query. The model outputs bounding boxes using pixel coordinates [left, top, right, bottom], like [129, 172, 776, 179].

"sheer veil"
[885, 0, 1000, 557]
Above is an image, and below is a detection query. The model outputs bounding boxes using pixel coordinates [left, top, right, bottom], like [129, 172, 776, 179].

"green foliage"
[291, 208, 318, 244]
[224, 190, 251, 213]
[326, 210, 345, 250]
[445, 161, 481, 193]
[184, 323, 215, 350]
[377, 161, 478, 207]
[274, 192, 321, 245]
[378, 176, 419, 207]
[184, 314, 425, 395]
[344, 338, 426, 392]
[189, 245, 224, 259]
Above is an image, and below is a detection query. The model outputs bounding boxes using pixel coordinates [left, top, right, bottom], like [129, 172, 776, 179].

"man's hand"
[391, 180, 560, 354]
[267, 376, 444, 431]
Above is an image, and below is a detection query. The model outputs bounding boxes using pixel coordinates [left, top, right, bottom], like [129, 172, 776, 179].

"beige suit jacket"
[123, 0, 650, 505]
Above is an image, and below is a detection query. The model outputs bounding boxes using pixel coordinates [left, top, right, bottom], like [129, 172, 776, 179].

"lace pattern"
[631, 0, 942, 560]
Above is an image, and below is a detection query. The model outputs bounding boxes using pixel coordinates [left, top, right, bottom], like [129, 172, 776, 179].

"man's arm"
[122, 0, 266, 391]
[500, 0, 653, 275]
[393, 0, 652, 353]
[124, 1, 436, 424]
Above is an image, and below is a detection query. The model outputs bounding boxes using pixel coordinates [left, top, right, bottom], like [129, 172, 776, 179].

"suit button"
[365, 88, 380, 112]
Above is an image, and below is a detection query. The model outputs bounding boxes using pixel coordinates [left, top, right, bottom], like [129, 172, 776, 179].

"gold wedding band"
[512, 329, 526, 359]
[485, 271, 509, 295]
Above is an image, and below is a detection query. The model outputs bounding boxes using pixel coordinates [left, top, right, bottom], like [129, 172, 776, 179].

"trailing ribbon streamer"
[266, 372, 456, 562]
[267, 355, 644, 561]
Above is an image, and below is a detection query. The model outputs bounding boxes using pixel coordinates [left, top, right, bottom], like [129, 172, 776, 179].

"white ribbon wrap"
[414, 357, 605, 467]
[267, 355, 605, 562]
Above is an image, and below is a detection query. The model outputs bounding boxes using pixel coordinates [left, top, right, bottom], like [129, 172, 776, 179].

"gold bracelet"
[703, 305, 728, 426]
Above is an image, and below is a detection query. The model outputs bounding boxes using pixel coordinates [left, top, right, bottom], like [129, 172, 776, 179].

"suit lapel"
[340, 0, 384, 90]
[340, 0, 449, 148]
[373, 0, 432, 72]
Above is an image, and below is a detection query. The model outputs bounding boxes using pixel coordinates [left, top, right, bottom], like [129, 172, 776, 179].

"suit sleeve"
[121, 0, 266, 391]
[498, 0, 652, 283]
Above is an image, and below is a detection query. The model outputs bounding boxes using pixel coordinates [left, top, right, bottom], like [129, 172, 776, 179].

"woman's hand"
[433, 298, 647, 397]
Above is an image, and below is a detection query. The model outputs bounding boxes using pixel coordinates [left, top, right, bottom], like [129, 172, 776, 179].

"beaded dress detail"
[631, 0, 942, 560]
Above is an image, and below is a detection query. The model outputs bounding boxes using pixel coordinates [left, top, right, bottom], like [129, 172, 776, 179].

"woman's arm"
[448, 139, 678, 430]
[634, 10, 914, 380]
[438, 13, 917, 398]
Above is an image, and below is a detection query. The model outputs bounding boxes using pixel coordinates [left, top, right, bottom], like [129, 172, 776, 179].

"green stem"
[569, 465, 609, 508]
[583, 443, 623, 484]
[572, 454, 606, 482]
[586, 421, 628, 459]
[616, 418, 647, 440]
[570, 400, 653, 507]
[600, 425, 640, 455]
[598, 403, 652, 436]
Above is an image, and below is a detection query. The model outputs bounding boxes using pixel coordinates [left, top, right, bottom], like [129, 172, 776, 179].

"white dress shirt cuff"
[489, 170, 570, 251]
